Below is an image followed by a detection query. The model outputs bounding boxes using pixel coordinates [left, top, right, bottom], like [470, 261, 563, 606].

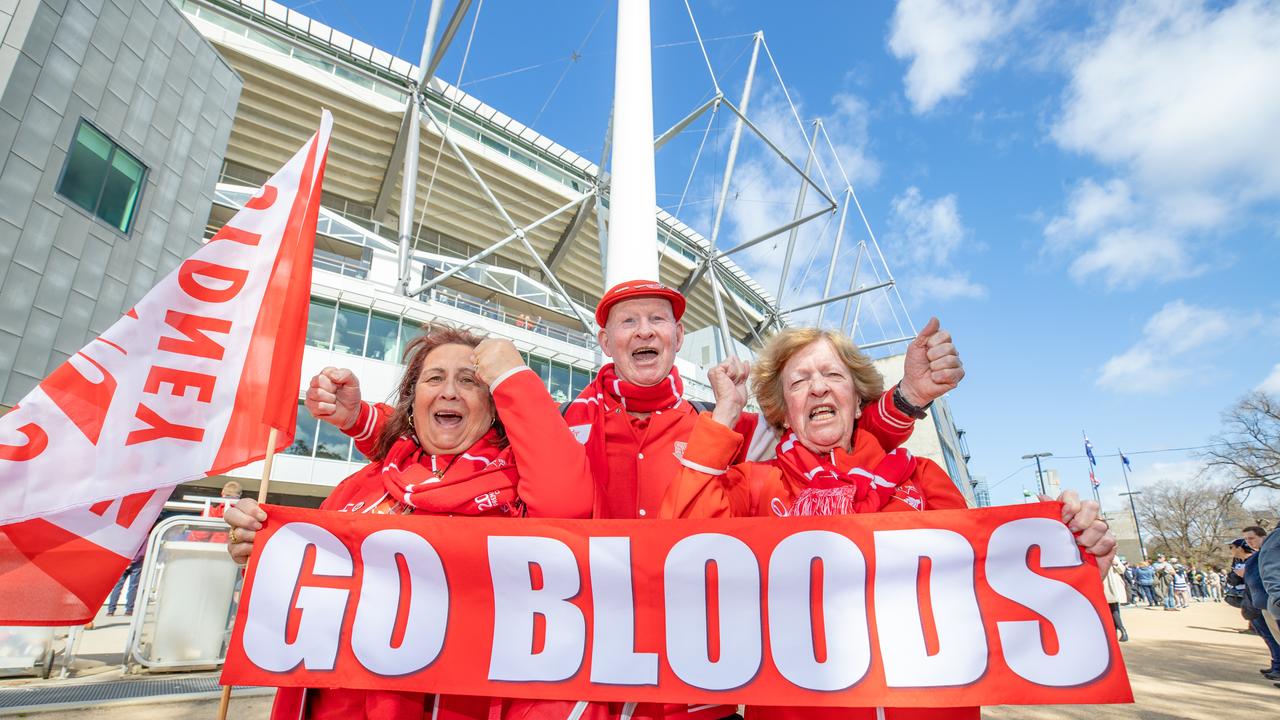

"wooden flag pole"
[217, 426, 279, 720]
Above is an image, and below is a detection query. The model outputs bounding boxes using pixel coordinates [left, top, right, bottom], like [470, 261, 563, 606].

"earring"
[407, 409, 416, 429]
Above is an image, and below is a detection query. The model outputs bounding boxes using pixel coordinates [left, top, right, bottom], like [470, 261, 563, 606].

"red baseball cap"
[595, 279, 686, 326]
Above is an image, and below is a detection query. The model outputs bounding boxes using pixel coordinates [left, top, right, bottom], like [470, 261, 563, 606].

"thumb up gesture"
[899, 317, 964, 407]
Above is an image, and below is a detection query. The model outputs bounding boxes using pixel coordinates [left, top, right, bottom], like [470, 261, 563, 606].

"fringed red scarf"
[372, 431, 520, 515]
[563, 363, 685, 494]
[772, 431, 916, 516]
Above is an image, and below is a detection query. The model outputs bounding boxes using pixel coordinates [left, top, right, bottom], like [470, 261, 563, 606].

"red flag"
[0, 111, 333, 625]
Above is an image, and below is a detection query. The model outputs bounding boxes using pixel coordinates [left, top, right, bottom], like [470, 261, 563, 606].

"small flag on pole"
[1084, 432, 1097, 467]
[1121, 452, 1131, 469]
[0, 111, 334, 625]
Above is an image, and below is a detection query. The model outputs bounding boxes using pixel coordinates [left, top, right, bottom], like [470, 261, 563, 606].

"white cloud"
[1096, 300, 1233, 393]
[888, 0, 1028, 113]
[913, 273, 987, 300]
[1053, 1, 1280, 202]
[885, 187, 986, 303]
[1259, 364, 1280, 395]
[1045, 1, 1280, 288]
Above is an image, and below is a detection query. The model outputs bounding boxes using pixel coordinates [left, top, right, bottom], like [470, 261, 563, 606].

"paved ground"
[7, 600, 1279, 718]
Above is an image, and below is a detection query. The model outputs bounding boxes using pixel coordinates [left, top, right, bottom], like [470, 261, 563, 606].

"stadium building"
[0, 0, 975, 507]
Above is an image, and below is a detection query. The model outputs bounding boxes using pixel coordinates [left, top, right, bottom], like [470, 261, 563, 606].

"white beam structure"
[776, 119, 822, 308]
[817, 188, 852, 326]
[605, 0, 659, 287]
[396, 0, 446, 295]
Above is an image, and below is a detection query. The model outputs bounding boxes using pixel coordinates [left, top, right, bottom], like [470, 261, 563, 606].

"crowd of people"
[224, 278, 1117, 720]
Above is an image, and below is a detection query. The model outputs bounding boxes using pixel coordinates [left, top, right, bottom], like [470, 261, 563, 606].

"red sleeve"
[491, 368, 594, 519]
[859, 386, 915, 452]
[660, 413, 753, 519]
[916, 457, 970, 510]
[342, 401, 391, 459]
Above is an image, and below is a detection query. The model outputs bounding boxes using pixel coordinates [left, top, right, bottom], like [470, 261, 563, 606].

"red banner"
[222, 502, 1132, 708]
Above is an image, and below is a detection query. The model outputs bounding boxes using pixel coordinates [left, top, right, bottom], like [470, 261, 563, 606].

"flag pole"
[1118, 448, 1148, 561]
[217, 426, 280, 720]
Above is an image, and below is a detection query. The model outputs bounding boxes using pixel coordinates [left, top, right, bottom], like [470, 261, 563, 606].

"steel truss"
[389, 1, 918, 357]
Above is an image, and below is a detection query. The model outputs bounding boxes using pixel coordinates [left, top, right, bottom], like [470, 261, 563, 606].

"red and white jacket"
[270, 367, 593, 720]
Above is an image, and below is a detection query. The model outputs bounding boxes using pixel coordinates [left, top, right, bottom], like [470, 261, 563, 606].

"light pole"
[1021, 452, 1053, 496]
[1118, 476, 1148, 563]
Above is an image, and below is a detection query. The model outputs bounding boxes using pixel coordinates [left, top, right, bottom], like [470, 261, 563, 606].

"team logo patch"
[672, 441, 687, 461]
[892, 483, 926, 511]
[569, 424, 591, 445]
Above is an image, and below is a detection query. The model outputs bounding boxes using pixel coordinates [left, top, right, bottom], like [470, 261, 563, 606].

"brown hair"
[370, 325, 504, 460]
[751, 327, 885, 432]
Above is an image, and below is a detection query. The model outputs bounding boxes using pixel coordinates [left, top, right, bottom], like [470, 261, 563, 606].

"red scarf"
[564, 364, 686, 511]
[374, 431, 519, 515]
[772, 431, 916, 516]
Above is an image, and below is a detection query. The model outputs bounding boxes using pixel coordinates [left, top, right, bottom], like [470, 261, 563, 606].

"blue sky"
[278, 0, 1280, 508]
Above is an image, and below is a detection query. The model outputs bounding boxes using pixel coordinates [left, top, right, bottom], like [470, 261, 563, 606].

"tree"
[1203, 391, 1280, 496]
[1134, 476, 1252, 568]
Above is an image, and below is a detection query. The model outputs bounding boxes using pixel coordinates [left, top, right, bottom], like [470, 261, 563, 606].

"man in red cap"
[303, 279, 963, 720]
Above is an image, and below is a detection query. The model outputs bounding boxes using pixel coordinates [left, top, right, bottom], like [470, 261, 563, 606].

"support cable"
[682, 0, 721, 92]
[761, 38, 835, 200]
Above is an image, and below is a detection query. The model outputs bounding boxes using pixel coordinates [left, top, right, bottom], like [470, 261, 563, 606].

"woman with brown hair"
[662, 325, 1116, 720]
[225, 325, 593, 720]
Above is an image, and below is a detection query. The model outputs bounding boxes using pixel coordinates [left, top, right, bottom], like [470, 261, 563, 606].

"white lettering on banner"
[243, 523, 351, 673]
[487, 536, 586, 682]
[874, 529, 988, 687]
[664, 534, 762, 691]
[232, 514, 1119, 699]
[351, 529, 449, 676]
[589, 537, 658, 686]
[986, 518, 1110, 686]
[768, 531, 871, 691]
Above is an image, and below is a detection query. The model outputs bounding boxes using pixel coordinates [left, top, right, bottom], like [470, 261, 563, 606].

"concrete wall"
[0, 0, 242, 407]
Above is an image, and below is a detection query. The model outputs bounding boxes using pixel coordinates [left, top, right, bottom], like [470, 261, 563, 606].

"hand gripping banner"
[222, 502, 1132, 708]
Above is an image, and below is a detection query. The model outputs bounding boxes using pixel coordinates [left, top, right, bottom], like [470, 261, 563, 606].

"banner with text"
[222, 502, 1132, 708]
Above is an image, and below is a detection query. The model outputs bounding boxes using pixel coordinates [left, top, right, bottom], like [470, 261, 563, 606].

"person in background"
[1207, 565, 1224, 602]
[1172, 563, 1191, 608]
[1243, 526, 1280, 682]
[205, 480, 242, 518]
[1104, 558, 1130, 642]
[226, 327, 595, 720]
[1153, 554, 1176, 611]
[1134, 561, 1158, 606]
[1259, 527, 1280, 688]
[105, 541, 145, 617]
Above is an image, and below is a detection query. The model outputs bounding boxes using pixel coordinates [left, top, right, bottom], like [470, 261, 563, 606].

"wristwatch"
[892, 384, 931, 420]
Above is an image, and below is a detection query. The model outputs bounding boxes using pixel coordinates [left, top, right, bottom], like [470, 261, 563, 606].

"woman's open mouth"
[808, 404, 837, 422]
[432, 410, 464, 428]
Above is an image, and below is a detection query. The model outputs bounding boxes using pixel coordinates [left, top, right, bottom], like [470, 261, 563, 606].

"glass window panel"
[315, 420, 351, 460]
[570, 366, 591, 399]
[399, 318, 424, 358]
[99, 150, 145, 232]
[305, 298, 336, 349]
[548, 362, 572, 403]
[286, 400, 317, 457]
[59, 124, 112, 214]
[528, 355, 550, 387]
[332, 302, 369, 355]
[366, 311, 400, 361]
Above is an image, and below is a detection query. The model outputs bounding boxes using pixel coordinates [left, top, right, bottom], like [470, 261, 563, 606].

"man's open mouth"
[631, 347, 660, 361]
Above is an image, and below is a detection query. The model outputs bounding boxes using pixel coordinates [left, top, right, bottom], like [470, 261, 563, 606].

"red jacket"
[270, 368, 593, 720]
[660, 413, 976, 720]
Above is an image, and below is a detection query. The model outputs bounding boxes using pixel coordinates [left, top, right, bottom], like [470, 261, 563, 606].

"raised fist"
[708, 357, 750, 428]
[305, 367, 362, 430]
[472, 338, 524, 386]
[899, 317, 964, 407]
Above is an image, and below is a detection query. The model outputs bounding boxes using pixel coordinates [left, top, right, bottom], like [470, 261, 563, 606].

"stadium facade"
[1, 0, 975, 506]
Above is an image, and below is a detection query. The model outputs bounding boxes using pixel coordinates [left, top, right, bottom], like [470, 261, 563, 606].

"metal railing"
[430, 287, 595, 349]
